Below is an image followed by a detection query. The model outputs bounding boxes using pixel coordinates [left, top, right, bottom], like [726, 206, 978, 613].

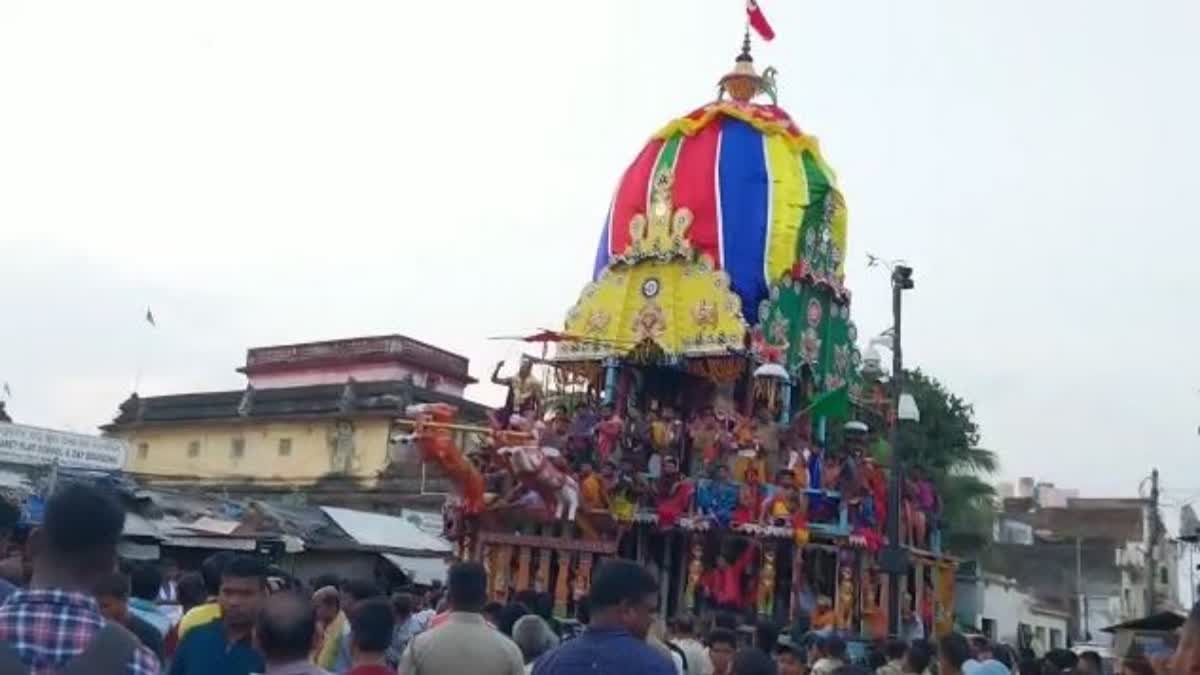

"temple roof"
[239, 334, 477, 384]
[103, 379, 491, 430]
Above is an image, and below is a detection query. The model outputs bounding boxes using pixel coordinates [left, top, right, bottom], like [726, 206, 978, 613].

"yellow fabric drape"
[764, 134, 809, 284]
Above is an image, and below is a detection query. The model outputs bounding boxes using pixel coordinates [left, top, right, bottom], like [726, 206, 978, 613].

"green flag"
[805, 385, 849, 419]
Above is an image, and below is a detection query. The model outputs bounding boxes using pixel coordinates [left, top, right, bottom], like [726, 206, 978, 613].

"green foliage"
[898, 368, 998, 555]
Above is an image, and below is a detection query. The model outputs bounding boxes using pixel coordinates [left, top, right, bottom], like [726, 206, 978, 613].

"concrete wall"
[1117, 539, 1182, 617]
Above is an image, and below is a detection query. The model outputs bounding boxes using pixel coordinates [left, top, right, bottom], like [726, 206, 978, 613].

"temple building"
[104, 335, 489, 510]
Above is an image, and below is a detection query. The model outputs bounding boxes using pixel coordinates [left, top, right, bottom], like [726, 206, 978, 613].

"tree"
[898, 368, 998, 554]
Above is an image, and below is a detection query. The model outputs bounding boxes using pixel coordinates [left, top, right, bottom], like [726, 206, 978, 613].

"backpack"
[0, 623, 141, 675]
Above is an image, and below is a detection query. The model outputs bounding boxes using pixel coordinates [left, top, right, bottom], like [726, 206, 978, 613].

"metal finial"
[719, 27, 763, 102]
[738, 27, 753, 63]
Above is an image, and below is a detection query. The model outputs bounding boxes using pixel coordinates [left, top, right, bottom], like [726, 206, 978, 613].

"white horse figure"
[499, 444, 580, 521]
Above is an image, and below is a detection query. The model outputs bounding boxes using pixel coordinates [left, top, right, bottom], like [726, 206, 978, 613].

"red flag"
[746, 0, 775, 41]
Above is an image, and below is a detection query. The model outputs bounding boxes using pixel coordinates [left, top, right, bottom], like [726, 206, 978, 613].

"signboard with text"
[0, 423, 128, 471]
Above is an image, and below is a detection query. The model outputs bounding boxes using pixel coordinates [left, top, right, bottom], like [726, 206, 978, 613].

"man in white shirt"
[398, 562, 523, 675]
[669, 615, 712, 675]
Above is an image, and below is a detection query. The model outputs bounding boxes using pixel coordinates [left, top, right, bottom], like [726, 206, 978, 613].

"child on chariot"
[594, 403, 623, 465]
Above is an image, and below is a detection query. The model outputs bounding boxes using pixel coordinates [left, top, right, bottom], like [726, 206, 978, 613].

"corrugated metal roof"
[381, 553, 448, 585]
[322, 506, 451, 554]
[122, 512, 161, 538]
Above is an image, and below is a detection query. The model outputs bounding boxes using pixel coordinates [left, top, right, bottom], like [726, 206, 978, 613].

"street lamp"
[898, 392, 920, 423]
[882, 263, 915, 637]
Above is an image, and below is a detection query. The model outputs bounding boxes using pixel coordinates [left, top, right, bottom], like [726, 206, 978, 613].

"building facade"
[956, 567, 1071, 654]
[976, 480, 1181, 646]
[105, 335, 489, 508]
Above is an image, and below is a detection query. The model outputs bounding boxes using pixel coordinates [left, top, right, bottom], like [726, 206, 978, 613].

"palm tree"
[898, 368, 999, 554]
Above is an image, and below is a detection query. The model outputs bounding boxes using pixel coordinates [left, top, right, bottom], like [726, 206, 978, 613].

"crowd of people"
[475, 359, 939, 552]
[0, 481, 1195, 675]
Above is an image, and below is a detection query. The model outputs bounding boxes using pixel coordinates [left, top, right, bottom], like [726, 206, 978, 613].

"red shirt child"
[701, 541, 757, 608]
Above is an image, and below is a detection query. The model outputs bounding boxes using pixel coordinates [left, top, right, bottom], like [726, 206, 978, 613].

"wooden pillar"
[516, 546, 533, 592]
[481, 544, 493, 598]
[930, 561, 941, 638]
[686, 536, 704, 613]
[492, 545, 512, 603]
[879, 568, 890, 636]
[660, 534, 673, 614]
[914, 557, 925, 627]
[673, 535, 689, 619]
[573, 554, 593, 603]
[791, 545, 805, 624]
[536, 548, 552, 594]
[836, 554, 854, 631]
[554, 552, 571, 616]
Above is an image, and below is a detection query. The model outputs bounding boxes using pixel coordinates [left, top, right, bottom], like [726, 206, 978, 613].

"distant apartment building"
[965, 478, 1180, 646]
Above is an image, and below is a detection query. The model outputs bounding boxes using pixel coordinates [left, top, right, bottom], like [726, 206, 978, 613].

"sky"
[2, 1, 1199, 510]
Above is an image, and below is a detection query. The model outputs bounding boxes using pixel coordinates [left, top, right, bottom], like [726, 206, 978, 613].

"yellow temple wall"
[115, 416, 393, 482]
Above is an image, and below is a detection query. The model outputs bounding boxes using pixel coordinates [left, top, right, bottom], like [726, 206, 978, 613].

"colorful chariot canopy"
[590, 43, 849, 328]
[562, 31, 857, 384]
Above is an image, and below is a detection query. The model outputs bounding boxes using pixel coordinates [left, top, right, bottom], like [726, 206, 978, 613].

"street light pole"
[885, 264, 914, 637]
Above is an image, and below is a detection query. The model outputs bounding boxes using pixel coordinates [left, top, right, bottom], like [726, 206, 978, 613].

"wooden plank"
[516, 546, 532, 592]
[479, 531, 619, 555]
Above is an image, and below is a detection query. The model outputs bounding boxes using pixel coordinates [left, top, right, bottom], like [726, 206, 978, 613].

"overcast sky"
[2, 1, 1198, 507]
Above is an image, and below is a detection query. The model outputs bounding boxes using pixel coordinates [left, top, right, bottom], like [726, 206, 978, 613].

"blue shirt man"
[170, 555, 268, 675]
[533, 559, 674, 675]
[169, 619, 264, 675]
[533, 625, 675, 675]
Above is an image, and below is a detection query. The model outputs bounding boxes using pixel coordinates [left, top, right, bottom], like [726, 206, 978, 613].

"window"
[187, 440, 200, 458]
[1050, 628, 1063, 649]
[1161, 566, 1169, 585]
[231, 437, 245, 459]
[981, 618, 997, 640]
[1035, 626, 1046, 648]
[137, 443, 149, 460]
[278, 438, 292, 456]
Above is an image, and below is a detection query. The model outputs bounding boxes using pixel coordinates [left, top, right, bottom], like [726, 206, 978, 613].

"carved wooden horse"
[399, 403, 486, 515]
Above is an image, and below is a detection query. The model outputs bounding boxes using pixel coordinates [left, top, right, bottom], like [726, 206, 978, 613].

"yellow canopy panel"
[557, 258, 748, 361]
